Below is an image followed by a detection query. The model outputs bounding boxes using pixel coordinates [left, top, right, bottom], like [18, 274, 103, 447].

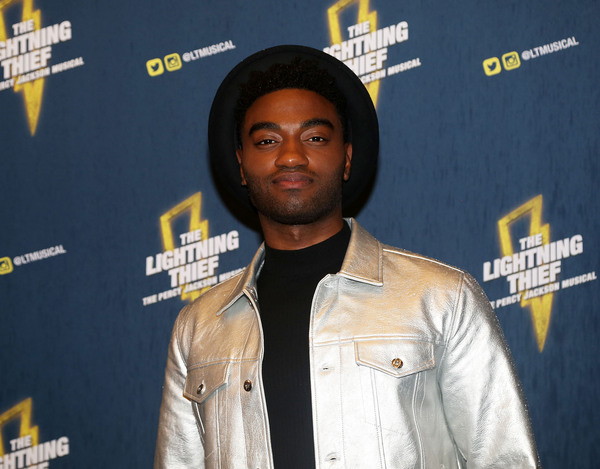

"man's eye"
[256, 138, 276, 145]
[308, 136, 327, 142]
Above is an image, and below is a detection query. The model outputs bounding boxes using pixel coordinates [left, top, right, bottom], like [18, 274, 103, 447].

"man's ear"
[235, 148, 247, 186]
[343, 143, 353, 181]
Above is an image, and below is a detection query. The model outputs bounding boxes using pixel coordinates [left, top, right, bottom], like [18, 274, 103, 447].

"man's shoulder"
[347, 219, 470, 289]
[381, 242, 464, 276]
[383, 243, 468, 291]
[192, 267, 247, 308]
[378, 240, 484, 302]
[175, 268, 248, 327]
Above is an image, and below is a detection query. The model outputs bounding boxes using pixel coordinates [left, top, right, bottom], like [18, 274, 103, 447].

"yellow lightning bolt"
[0, 0, 45, 135]
[498, 194, 552, 351]
[0, 398, 39, 456]
[327, 0, 379, 106]
[160, 192, 210, 302]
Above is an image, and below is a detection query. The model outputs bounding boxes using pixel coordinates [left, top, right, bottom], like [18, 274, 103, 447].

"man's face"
[236, 88, 352, 226]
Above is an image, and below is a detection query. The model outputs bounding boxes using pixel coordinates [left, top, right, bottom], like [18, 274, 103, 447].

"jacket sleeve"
[437, 273, 541, 468]
[154, 306, 205, 469]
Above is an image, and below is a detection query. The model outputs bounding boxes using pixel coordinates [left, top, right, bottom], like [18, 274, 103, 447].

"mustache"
[269, 167, 317, 179]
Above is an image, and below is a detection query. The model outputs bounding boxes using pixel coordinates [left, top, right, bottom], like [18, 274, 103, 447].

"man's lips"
[271, 172, 313, 189]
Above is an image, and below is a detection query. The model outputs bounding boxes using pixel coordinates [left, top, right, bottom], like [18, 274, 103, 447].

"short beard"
[243, 170, 344, 226]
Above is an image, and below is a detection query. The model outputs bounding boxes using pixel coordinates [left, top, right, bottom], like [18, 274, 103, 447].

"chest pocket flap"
[184, 362, 231, 404]
[354, 338, 435, 378]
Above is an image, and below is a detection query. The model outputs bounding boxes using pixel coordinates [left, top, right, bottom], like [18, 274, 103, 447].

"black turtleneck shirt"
[257, 223, 351, 468]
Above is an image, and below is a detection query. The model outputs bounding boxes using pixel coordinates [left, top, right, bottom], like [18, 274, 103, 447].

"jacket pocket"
[354, 337, 436, 436]
[183, 362, 231, 458]
[354, 337, 435, 377]
[184, 361, 231, 403]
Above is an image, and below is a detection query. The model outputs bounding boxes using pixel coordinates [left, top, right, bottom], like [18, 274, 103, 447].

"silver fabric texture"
[155, 219, 540, 468]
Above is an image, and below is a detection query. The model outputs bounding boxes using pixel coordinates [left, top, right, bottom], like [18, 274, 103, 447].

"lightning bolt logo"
[327, 0, 380, 106]
[159, 192, 210, 302]
[0, 0, 45, 135]
[0, 398, 39, 456]
[498, 194, 552, 351]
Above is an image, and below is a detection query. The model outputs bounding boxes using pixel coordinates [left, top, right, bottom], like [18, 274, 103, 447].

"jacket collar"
[338, 218, 384, 286]
[216, 218, 383, 316]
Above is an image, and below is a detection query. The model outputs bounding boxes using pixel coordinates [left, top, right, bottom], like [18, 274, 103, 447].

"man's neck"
[258, 212, 345, 250]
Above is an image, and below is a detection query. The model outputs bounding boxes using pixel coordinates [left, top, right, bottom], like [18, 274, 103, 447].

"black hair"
[234, 57, 348, 146]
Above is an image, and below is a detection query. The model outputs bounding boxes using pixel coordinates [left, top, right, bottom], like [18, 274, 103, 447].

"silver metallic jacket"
[155, 219, 540, 468]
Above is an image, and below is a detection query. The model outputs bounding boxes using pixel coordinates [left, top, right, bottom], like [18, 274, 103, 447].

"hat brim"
[208, 44, 379, 215]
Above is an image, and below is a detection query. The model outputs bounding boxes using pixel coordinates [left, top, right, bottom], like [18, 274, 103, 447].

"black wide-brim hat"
[208, 44, 379, 214]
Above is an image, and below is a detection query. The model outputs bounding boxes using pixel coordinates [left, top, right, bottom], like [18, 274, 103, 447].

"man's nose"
[275, 138, 308, 167]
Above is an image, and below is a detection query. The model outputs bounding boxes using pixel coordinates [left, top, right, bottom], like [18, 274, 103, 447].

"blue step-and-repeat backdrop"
[1, 0, 598, 467]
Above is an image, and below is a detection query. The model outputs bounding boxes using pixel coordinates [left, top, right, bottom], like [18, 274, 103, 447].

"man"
[155, 45, 539, 468]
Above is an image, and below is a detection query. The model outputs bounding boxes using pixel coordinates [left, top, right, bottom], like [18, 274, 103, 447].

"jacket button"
[197, 383, 205, 394]
[391, 358, 403, 369]
[243, 380, 252, 392]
